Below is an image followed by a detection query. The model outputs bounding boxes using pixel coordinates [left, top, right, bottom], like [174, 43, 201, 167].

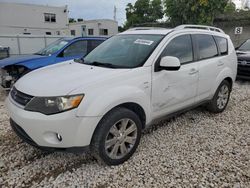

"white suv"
[6, 25, 237, 165]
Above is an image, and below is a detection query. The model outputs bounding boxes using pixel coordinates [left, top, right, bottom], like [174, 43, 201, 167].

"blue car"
[0, 37, 106, 89]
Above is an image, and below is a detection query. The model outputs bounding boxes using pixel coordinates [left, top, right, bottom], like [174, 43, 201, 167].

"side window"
[161, 35, 193, 64]
[195, 34, 218, 60]
[89, 40, 104, 51]
[63, 40, 87, 57]
[214, 36, 228, 55]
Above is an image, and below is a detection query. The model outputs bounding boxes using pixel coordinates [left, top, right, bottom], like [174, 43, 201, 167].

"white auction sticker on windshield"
[134, 39, 154, 46]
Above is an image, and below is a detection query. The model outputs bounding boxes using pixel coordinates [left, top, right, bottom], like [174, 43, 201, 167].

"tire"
[207, 80, 231, 113]
[90, 107, 142, 166]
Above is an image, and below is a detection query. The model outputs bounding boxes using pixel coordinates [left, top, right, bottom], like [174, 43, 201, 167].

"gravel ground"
[0, 81, 249, 188]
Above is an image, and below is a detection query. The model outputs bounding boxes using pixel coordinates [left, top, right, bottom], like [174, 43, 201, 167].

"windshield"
[83, 34, 164, 68]
[36, 39, 70, 56]
[238, 39, 250, 51]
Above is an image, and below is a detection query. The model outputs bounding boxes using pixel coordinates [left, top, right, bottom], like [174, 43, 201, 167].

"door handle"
[189, 68, 199, 75]
[217, 61, 224, 66]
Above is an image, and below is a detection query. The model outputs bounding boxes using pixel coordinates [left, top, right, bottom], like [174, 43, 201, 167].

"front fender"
[76, 86, 151, 123]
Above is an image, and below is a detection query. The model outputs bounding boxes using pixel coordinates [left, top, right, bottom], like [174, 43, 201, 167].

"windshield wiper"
[34, 52, 46, 56]
[90, 61, 129, 69]
[74, 57, 85, 63]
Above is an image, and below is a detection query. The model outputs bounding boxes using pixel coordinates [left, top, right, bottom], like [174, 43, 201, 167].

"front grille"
[238, 60, 250, 66]
[238, 65, 250, 77]
[10, 87, 34, 106]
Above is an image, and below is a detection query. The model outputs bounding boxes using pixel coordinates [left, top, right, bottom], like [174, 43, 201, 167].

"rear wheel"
[90, 107, 142, 166]
[207, 80, 231, 113]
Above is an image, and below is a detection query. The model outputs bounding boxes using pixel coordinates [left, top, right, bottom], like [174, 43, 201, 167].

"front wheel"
[207, 80, 231, 113]
[90, 107, 142, 166]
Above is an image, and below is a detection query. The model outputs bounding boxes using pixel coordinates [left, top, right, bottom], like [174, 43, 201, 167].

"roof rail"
[128, 27, 167, 31]
[174, 25, 225, 33]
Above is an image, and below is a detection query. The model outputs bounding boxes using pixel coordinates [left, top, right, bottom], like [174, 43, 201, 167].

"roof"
[0, 2, 67, 9]
[120, 29, 173, 35]
[59, 36, 108, 41]
[120, 25, 226, 36]
[69, 19, 118, 26]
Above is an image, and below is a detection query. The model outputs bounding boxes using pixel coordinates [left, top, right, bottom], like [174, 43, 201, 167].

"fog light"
[56, 133, 62, 142]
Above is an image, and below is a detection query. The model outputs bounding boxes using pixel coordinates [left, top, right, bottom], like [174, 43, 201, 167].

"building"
[0, 2, 69, 36]
[0, 2, 118, 37]
[232, 0, 250, 10]
[69, 19, 118, 37]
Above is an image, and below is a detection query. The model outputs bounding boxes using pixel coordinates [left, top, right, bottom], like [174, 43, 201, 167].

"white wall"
[0, 35, 71, 56]
[0, 2, 69, 36]
[69, 19, 118, 37]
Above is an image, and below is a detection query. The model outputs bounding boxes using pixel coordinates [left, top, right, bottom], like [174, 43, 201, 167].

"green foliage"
[69, 18, 76, 23]
[224, 2, 236, 13]
[77, 18, 84, 22]
[164, 0, 228, 26]
[124, 0, 164, 29]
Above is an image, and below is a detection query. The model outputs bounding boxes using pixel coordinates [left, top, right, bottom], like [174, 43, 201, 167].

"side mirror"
[159, 56, 181, 71]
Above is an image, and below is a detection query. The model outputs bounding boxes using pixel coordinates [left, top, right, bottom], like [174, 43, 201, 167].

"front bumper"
[237, 64, 250, 80]
[6, 97, 102, 149]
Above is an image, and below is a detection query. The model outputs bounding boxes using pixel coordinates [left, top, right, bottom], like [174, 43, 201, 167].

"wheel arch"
[212, 68, 235, 95]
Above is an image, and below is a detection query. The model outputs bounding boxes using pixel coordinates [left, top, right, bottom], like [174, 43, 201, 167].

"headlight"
[25, 94, 84, 115]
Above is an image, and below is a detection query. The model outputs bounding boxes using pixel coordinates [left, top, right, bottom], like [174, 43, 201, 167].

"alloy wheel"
[105, 118, 138, 160]
[217, 84, 229, 110]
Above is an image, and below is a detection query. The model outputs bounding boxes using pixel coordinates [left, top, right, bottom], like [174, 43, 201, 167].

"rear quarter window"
[214, 36, 228, 55]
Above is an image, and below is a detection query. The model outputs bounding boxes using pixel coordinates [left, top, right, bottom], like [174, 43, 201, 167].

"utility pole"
[113, 6, 117, 21]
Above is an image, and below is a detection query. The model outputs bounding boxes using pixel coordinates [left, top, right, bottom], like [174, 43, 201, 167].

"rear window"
[195, 34, 218, 60]
[215, 36, 228, 55]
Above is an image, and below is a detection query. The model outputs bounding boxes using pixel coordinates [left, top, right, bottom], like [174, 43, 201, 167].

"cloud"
[0, 0, 137, 25]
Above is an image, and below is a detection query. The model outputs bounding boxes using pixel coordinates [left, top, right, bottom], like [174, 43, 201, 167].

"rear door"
[55, 40, 88, 63]
[192, 34, 225, 101]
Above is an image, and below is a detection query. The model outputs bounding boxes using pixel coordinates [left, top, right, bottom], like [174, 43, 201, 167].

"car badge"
[241, 61, 247, 65]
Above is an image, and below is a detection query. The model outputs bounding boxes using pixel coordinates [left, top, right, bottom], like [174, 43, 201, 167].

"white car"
[6, 25, 237, 165]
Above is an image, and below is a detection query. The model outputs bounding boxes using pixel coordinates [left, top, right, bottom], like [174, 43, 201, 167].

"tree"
[224, 2, 236, 13]
[77, 18, 84, 22]
[69, 18, 76, 23]
[124, 0, 164, 29]
[164, 0, 228, 26]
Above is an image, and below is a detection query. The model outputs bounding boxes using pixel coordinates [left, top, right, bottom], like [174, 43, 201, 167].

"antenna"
[113, 6, 117, 21]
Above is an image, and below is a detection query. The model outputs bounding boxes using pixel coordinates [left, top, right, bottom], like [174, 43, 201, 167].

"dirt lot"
[0, 81, 250, 188]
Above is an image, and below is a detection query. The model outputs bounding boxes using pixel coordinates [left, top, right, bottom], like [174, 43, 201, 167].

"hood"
[236, 50, 250, 55]
[0, 55, 47, 68]
[15, 61, 131, 97]
[237, 54, 250, 61]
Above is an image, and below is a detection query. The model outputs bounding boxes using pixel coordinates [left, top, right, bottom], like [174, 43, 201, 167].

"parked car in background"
[237, 54, 250, 80]
[7, 25, 237, 165]
[236, 39, 250, 55]
[236, 39, 250, 79]
[0, 37, 106, 89]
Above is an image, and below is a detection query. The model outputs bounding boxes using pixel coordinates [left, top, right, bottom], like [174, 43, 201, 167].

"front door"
[152, 34, 199, 119]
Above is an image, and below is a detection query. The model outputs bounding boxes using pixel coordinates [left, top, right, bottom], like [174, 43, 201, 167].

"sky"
[0, 0, 137, 26]
[1, 0, 247, 26]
